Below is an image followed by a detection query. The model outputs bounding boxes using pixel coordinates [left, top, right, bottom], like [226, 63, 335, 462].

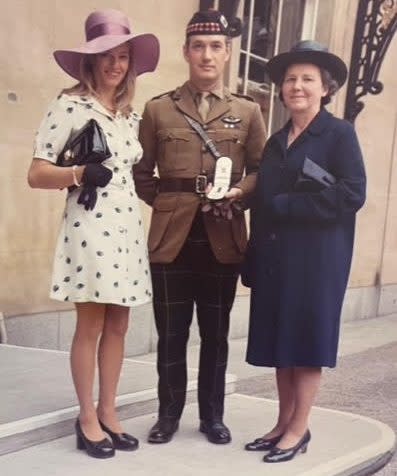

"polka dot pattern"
[35, 94, 151, 306]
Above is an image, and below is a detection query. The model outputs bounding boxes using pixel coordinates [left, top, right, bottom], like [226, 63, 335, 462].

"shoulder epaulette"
[150, 90, 175, 101]
[231, 92, 255, 102]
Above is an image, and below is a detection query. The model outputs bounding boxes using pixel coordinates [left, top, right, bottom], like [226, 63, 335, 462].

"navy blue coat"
[244, 109, 366, 368]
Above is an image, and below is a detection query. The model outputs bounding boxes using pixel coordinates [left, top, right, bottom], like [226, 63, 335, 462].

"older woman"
[243, 41, 366, 463]
[28, 9, 159, 458]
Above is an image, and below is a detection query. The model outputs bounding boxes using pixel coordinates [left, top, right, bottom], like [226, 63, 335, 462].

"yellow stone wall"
[1, 0, 396, 319]
[1, 0, 198, 316]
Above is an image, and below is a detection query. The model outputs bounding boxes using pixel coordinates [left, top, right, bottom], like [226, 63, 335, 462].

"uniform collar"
[186, 81, 225, 100]
[172, 82, 232, 123]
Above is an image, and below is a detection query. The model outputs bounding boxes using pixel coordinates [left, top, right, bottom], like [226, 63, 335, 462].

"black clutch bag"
[294, 157, 336, 192]
[56, 119, 111, 168]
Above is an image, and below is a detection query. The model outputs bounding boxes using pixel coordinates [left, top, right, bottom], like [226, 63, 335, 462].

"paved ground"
[0, 314, 396, 475]
[0, 393, 393, 476]
[237, 342, 397, 475]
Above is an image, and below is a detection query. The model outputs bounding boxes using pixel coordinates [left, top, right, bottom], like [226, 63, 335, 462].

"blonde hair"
[62, 44, 136, 116]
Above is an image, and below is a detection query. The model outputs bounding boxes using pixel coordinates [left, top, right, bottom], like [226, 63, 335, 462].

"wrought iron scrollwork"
[344, 0, 397, 123]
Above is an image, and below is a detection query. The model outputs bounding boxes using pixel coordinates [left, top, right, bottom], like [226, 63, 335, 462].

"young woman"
[28, 9, 159, 459]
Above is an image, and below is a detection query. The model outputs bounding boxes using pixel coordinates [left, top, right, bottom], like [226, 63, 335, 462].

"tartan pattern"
[150, 230, 239, 420]
[186, 22, 223, 34]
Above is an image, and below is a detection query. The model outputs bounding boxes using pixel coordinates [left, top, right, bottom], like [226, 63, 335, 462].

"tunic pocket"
[157, 129, 192, 172]
[148, 195, 178, 252]
[214, 130, 247, 174]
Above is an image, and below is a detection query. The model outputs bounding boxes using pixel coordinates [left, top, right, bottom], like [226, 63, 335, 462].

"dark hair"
[278, 66, 340, 106]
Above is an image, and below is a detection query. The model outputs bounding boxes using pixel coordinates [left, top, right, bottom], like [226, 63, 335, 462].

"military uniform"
[134, 79, 265, 426]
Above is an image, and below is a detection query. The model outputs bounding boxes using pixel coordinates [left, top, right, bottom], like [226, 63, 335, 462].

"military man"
[133, 9, 266, 445]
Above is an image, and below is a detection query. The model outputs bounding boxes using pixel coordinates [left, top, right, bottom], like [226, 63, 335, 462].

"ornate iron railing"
[344, 0, 397, 123]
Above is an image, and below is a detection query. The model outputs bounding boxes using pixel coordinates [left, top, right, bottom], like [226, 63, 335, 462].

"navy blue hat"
[266, 40, 348, 87]
[186, 10, 242, 38]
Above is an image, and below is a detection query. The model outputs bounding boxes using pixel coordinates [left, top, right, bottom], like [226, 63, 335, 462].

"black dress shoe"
[245, 434, 283, 451]
[199, 420, 231, 444]
[147, 417, 179, 444]
[99, 419, 139, 451]
[75, 419, 115, 459]
[263, 430, 311, 463]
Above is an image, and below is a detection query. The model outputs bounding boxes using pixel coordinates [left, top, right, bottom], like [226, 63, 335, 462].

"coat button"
[270, 233, 276, 240]
[201, 146, 207, 153]
[203, 124, 209, 130]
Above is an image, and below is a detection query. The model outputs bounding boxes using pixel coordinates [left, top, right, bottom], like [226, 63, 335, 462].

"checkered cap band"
[186, 22, 223, 35]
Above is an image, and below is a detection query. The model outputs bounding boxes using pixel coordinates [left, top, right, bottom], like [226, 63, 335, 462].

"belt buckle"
[195, 174, 207, 194]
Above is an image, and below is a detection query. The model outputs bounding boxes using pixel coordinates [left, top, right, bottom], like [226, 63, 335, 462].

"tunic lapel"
[173, 83, 202, 123]
[206, 96, 231, 124]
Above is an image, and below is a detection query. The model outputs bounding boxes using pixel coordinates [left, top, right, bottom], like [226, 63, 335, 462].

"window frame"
[238, 0, 320, 134]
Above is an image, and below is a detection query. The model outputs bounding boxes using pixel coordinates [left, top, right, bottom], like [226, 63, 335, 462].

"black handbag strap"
[183, 114, 222, 160]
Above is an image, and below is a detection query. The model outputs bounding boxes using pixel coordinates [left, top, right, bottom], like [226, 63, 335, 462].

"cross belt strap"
[183, 114, 222, 160]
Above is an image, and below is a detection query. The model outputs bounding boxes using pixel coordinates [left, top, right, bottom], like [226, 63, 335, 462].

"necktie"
[197, 92, 211, 121]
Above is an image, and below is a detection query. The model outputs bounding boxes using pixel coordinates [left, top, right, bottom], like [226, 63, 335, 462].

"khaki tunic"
[133, 81, 266, 264]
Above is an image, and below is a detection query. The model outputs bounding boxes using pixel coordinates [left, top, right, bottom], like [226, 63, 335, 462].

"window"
[238, 0, 307, 133]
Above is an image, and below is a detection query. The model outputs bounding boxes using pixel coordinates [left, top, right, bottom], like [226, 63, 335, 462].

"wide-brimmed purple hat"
[53, 9, 160, 80]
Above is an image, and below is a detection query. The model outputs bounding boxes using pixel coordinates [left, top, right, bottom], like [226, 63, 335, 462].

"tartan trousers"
[150, 220, 239, 421]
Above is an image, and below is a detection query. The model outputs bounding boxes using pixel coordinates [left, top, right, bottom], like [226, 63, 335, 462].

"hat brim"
[266, 50, 348, 87]
[54, 33, 159, 80]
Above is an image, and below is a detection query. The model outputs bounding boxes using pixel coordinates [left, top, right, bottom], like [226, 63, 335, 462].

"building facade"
[1, 0, 396, 354]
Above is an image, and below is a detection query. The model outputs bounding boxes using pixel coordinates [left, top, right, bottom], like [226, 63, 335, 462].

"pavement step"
[0, 344, 235, 455]
[0, 394, 394, 476]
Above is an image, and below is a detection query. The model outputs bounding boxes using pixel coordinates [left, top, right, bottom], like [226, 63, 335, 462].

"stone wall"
[1, 0, 396, 353]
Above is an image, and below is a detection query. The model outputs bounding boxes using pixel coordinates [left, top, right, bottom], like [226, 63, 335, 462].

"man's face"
[183, 35, 230, 84]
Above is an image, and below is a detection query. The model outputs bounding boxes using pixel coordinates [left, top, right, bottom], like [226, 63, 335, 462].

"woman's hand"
[81, 163, 112, 187]
[77, 164, 113, 210]
[28, 159, 86, 190]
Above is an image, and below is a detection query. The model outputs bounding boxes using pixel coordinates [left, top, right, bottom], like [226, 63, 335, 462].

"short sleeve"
[33, 95, 75, 163]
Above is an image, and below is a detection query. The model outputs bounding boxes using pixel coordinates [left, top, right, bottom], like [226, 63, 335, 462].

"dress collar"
[65, 94, 124, 120]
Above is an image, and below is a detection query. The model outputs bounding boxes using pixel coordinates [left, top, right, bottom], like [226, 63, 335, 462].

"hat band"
[86, 22, 130, 41]
[186, 22, 223, 35]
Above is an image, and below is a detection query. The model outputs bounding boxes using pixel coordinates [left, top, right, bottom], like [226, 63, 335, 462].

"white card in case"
[206, 156, 232, 201]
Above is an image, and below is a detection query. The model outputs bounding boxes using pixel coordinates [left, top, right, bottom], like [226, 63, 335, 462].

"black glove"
[81, 163, 112, 187]
[77, 164, 112, 211]
[77, 184, 98, 211]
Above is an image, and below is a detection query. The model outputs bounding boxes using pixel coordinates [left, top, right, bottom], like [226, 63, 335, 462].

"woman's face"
[93, 43, 130, 92]
[281, 63, 328, 116]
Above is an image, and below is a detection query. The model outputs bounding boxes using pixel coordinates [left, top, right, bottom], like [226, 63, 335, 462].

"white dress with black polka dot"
[34, 93, 152, 307]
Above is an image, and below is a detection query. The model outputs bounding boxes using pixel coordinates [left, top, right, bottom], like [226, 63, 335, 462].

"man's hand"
[202, 185, 243, 220]
[224, 187, 243, 202]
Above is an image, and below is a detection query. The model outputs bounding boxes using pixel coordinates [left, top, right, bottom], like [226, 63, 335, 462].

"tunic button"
[201, 146, 207, 153]
[270, 233, 276, 240]
[203, 124, 209, 130]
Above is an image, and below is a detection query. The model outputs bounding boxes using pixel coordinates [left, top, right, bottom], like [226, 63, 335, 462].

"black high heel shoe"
[75, 419, 115, 459]
[245, 433, 283, 451]
[263, 430, 311, 463]
[99, 419, 139, 451]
